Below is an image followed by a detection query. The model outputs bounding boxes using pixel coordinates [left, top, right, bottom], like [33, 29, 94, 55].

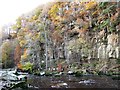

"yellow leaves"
[55, 16, 62, 21]
[21, 49, 28, 61]
[32, 15, 38, 20]
[52, 16, 63, 25]
[85, 1, 97, 10]
[21, 55, 26, 61]
[20, 40, 26, 47]
[53, 19, 59, 25]
[28, 33, 32, 37]
[17, 30, 25, 37]
[79, 10, 87, 16]
[11, 24, 18, 30]
[28, 18, 34, 22]
[10, 33, 17, 38]
[16, 24, 21, 29]
[78, 38, 86, 44]
[92, 10, 99, 15]
[83, 22, 89, 29]
[37, 32, 41, 38]
[28, 14, 37, 22]
[48, 2, 61, 23]
[30, 33, 39, 41]
[33, 32, 40, 40]
[48, 4, 58, 17]
[23, 28, 28, 32]
[17, 30, 26, 44]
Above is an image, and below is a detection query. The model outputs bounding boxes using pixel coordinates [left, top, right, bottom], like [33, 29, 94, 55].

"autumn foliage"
[14, 44, 21, 66]
[2, 1, 119, 72]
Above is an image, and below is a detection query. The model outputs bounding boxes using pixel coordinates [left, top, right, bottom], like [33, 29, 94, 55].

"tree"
[2, 40, 14, 68]
[14, 44, 21, 67]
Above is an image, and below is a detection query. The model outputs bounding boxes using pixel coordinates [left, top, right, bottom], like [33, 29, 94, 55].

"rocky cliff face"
[10, 1, 120, 74]
[48, 2, 120, 57]
[46, 1, 120, 73]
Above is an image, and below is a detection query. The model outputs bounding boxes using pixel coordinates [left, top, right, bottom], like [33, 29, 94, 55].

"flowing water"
[26, 75, 119, 89]
[0, 69, 119, 89]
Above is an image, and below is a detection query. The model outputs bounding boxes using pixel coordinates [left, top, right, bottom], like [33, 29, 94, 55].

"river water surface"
[0, 69, 119, 89]
[26, 75, 119, 89]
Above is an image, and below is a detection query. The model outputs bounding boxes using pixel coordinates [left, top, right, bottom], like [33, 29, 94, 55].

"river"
[26, 75, 119, 89]
[0, 69, 119, 89]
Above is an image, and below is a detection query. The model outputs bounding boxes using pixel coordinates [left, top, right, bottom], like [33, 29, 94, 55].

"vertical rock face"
[115, 47, 119, 58]
[107, 33, 118, 46]
[106, 33, 119, 58]
[97, 33, 119, 59]
[98, 43, 107, 59]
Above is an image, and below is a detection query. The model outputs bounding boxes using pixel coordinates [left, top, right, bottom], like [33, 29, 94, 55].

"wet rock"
[51, 82, 68, 88]
[54, 72, 63, 77]
[40, 71, 45, 76]
[28, 84, 39, 89]
[78, 79, 95, 85]
[68, 70, 74, 75]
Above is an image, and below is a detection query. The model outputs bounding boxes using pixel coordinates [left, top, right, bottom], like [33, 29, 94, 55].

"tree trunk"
[44, 23, 48, 70]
